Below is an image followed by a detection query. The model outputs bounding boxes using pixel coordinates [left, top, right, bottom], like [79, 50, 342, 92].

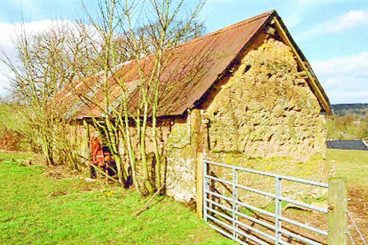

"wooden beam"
[190, 109, 205, 218]
[273, 17, 332, 114]
[266, 26, 276, 36]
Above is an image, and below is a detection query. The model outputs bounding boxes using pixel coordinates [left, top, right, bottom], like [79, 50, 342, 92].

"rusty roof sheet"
[65, 11, 274, 119]
[56, 10, 331, 119]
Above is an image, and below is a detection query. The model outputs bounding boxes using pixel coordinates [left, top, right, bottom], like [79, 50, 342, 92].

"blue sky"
[0, 0, 367, 104]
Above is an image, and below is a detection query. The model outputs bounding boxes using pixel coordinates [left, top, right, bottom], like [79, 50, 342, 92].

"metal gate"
[203, 160, 329, 245]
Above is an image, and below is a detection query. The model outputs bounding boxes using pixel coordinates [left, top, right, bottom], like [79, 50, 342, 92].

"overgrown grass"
[0, 153, 234, 245]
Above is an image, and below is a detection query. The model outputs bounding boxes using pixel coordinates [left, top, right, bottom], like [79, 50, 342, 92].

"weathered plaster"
[205, 38, 326, 161]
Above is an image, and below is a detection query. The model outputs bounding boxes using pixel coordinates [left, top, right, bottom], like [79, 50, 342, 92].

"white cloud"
[313, 52, 368, 76]
[297, 9, 368, 40]
[206, 0, 237, 3]
[312, 52, 368, 103]
[324, 10, 368, 33]
[279, 0, 346, 28]
[0, 20, 77, 51]
[293, 0, 344, 4]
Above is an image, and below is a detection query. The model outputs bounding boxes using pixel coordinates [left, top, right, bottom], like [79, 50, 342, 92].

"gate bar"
[279, 216, 328, 236]
[206, 198, 276, 231]
[206, 197, 328, 237]
[204, 160, 328, 188]
[206, 174, 327, 214]
[207, 215, 269, 245]
[205, 189, 276, 218]
[235, 219, 276, 241]
[281, 228, 322, 245]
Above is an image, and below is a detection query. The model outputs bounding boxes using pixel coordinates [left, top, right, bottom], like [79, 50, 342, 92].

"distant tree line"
[331, 103, 368, 117]
[326, 114, 368, 140]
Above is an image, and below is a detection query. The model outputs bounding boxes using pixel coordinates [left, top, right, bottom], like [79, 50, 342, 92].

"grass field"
[327, 149, 368, 188]
[0, 152, 234, 245]
[0, 149, 367, 244]
[327, 149, 368, 241]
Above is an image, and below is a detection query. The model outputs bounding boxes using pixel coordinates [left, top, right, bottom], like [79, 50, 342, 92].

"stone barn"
[57, 10, 331, 203]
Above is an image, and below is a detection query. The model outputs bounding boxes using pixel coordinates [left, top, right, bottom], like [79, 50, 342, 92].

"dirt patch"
[277, 187, 368, 244]
[281, 209, 327, 244]
[279, 186, 368, 244]
[0, 130, 24, 151]
[44, 165, 80, 179]
[348, 187, 368, 244]
[82, 186, 93, 192]
[47, 171, 65, 179]
[51, 191, 68, 197]
[46, 169, 66, 179]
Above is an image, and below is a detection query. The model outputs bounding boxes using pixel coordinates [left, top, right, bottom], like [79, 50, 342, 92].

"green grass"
[0, 151, 35, 162]
[0, 153, 234, 245]
[327, 149, 368, 188]
[1, 149, 366, 244]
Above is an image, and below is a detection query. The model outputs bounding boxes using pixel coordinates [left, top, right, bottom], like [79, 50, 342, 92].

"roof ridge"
[113, 10, 275, 68]
[173, 10, 275, 49]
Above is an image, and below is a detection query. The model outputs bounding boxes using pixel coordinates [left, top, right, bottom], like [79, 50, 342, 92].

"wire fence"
[348, 210, 367, 245]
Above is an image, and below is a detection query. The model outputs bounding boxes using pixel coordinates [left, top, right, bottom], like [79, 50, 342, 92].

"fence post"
[328, 177, 347, 245]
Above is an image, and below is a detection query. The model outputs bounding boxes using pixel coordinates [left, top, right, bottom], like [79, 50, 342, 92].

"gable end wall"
[203, 37, 327, 161]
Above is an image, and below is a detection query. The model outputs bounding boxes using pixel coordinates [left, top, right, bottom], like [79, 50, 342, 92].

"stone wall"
[165, 37, 328, 204]
[165, 111, 202, 202]
[196, 37, 329, 207]
[81, 117, 198, 202]
[204, 38, 326, 162]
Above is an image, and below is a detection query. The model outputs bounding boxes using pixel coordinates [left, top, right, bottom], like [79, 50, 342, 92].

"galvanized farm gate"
[202, 159, 345, 245]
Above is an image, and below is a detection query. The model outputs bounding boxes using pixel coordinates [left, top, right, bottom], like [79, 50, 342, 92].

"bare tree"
[2, 0, 205, 196]
[73, 0, 204, 194]
[1, 22, 95, 168]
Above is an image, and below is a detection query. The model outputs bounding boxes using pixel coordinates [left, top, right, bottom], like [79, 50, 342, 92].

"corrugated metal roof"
[56, 10, 331, 119]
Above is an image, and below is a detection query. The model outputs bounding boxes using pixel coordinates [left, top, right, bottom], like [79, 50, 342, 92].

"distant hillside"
[332, 103, 368, 116]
